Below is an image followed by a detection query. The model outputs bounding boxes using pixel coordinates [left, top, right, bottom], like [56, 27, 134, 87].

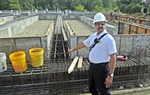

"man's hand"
[105, 76, 113, 88]
[68, 42, 85, 53]
[68, 49, 74, 52]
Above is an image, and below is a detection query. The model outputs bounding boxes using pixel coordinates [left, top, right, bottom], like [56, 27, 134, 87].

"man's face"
[94, 21, 106, 34]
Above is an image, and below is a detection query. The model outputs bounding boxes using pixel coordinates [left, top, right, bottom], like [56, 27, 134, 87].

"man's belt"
[90, 62, 109, 66]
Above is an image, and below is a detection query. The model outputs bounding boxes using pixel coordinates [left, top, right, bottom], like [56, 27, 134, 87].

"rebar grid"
[0, 57, 149, 94]
[0, 59, 89, 95]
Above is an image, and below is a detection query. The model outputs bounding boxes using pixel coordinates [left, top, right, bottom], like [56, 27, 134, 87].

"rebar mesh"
[0, 57, 149, 94]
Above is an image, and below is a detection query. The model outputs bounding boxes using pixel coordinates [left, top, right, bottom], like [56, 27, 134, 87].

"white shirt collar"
[94, 29, 107, 38]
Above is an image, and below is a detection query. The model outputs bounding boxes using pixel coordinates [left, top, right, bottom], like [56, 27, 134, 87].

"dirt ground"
[65, 20, 95, 36]
[13, 20, 53, 37]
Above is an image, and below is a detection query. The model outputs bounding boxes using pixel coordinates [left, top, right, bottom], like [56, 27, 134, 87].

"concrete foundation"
[0, 15, 39, 38]
[0, 13, 150, 62]
[0, 15, 14, 25]
[0, 12, 149, 95]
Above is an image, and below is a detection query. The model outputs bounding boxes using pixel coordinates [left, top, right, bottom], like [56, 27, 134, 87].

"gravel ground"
[65, 20, 95, 36]
[13, 20, 53, 37]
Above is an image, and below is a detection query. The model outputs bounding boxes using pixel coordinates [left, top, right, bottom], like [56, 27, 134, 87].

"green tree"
[93, 0, 104, 12]
[70, 0, 81, 10]
[112, 0, 118, 12]
[118, 0, 144, 13]
[0, 0, 145, 13]
[93, 5, 104, 12]
[9, 0, 20, 10]
[120, 4, 126, 13]
[102, 0, 112, 8]
[0, 0, 9, 10]
[19, 0, 35, 10]
[74, 4, 85, 11]
[129, 4, 142, 14]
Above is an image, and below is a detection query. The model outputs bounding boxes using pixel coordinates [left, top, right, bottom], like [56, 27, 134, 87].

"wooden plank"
[65, 21, 74, 36]
[62, 26, 68, 41]
[45, 22, 53, 35]
[0, 21, 5, 25]
[77, 56, 83, 69]
[68, 56, 79, 74]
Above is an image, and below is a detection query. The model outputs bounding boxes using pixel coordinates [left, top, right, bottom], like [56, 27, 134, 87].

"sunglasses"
[95, 22, 105, 26]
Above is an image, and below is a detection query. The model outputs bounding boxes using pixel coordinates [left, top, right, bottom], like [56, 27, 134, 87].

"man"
[68, 13, 117, 95]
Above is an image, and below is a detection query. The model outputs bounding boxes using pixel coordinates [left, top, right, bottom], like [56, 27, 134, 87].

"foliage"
[129, 4, 142, 14]
[148, 4, 150, 14]
[0, 0, 146, 14]
[92, 0, 104, 12]
[120, 4, 126, 13]
[38, 6, 43, 10]
[0, 0, 10, 10]
[102, 0, 113, 8]
[18, 0, 35, 10]
[93, 5, 104, 12]
[125, 4, 132, 13]
[117, 0, 145, 14]
[124, 3, 143, 14]
[74, 4, 85, 11]
[9, 0, 20, 10]
[112, 6, 119, 12]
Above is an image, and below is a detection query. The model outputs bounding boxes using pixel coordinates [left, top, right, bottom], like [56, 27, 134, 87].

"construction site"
[0, 11, 150, 95]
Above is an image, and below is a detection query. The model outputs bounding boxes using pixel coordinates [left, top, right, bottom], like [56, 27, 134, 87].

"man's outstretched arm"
[68, 42, 85, 52]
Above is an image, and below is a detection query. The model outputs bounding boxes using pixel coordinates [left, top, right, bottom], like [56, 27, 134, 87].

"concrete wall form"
[79, 16, 118, 35]
[38, 13, 81, 20]
[80, 16, 94, 28]
[0, 15, 39, 38]
[62, 14, 120, 58]
[39, 13, 58, 20]
[62, 15, 80, 20]
[69, 36, 77, 58]
[69, 34, 150, 62]
[0, 13, 149, 63]
[0, 15, 14, 25]
[118, 21, 150, 34]
[39, 13, 117, 35]
[0, 37, 42, 63]
[37, 14, 150, 62]
[46, 22, 54, 57]
[0, 22, 54, 63]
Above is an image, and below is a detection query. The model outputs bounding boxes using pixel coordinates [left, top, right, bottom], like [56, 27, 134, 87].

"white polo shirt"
[83, 30, 117, 63]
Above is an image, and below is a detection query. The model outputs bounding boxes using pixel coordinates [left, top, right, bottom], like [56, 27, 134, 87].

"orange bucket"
[9, 51, 27, 73]
[29, 48, 44, 67]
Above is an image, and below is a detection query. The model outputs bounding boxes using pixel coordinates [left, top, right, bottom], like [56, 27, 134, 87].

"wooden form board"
[65, 21, 74, 36]
[77, 56, 83, 69]
[0, 22, 5, 25]
[68, 56, 79, 74]
[62, 26, 68, 41]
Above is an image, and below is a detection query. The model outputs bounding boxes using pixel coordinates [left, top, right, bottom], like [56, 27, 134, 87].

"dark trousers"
[89, 62, 111, 95]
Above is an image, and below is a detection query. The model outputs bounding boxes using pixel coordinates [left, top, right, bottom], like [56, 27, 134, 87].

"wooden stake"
[68, 56, 79, 74]
[77, 56, 83, 69]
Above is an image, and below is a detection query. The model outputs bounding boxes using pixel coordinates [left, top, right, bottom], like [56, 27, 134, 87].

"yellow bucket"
[29, 48, 44, 67]
[9, 51, 27, 73]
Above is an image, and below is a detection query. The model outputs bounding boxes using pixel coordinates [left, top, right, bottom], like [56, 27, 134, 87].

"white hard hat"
[93, 13, 107, 23]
